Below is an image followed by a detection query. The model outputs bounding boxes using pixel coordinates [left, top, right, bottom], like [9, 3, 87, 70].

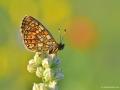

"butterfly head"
[58, 28, 66, 51]
[58, 43, 65, 50]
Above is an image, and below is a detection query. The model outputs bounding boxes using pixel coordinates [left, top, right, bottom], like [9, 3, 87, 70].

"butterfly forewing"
[21, 16, 59, 54]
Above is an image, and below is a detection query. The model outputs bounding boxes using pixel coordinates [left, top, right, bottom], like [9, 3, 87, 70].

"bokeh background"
[0, 0, 120, 90]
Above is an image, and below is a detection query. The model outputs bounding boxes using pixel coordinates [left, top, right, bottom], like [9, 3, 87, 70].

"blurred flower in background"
[66, 17, 98, 51]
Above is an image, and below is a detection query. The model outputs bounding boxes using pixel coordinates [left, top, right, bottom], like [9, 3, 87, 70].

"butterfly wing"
[21, 16, 59, 53]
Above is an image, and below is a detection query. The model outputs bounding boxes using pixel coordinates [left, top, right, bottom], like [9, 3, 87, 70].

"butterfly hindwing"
[21, 16, 59, 54]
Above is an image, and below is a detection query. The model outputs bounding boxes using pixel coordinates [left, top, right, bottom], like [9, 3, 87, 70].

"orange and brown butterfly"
[20, 16, 64, 54]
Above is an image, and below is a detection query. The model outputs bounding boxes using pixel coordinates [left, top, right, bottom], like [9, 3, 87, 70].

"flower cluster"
[27, 52, 64, 90]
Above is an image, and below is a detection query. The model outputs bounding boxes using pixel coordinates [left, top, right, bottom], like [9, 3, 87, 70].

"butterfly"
[21, 16, 64, 54]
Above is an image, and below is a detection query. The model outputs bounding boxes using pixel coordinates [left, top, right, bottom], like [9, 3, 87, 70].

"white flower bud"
[33, 83, 47, 90]
[53, 57, 61, 67]
[48, 81, 58, 90]
[27, 59, 37, 73]
[27, 53, 64, 90]
[54, 68, 64, 81]
[43, 68, 54, 82]
[48, 54, 56, 60]
[42, 58, 50, 68]
[36, 67, 44, 78]
[34, 52, 42, 65]
[55, 71, 64, 81]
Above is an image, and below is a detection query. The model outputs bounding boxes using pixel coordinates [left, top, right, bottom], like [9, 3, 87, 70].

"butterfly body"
[21, 16, 64, 54]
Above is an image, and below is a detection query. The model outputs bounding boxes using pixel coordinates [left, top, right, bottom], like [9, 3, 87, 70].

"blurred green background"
[0, 0, 120, 90]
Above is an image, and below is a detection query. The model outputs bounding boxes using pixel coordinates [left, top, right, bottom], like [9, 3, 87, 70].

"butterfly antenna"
[58, 28, 62, 43]
[61, 28, 66, 43]
[58, 27, 66, 44]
